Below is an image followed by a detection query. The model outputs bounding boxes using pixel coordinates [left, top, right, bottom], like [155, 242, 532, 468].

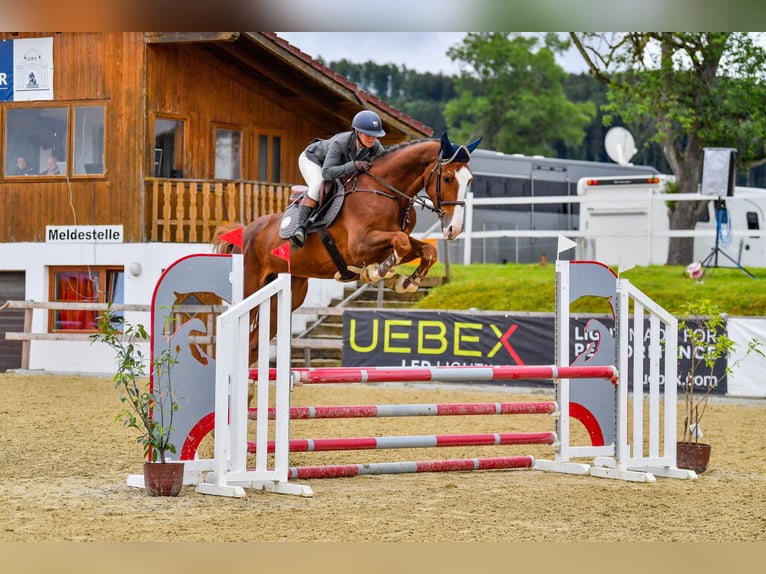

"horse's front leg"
[358, 230, 411, 284]
[392, 236, 438, 293]
[358, 232, 438, 293]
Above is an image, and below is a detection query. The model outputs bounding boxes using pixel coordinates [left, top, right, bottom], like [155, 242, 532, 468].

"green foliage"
[328, 59, 456, 135]
[443, 32, 595, 154]
[90, 308, 180, 463]
[676, 299, 763, 443]
[323, 36, 766, 187]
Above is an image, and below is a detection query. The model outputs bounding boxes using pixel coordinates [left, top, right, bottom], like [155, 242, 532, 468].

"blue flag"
[0, 40, 13, 102]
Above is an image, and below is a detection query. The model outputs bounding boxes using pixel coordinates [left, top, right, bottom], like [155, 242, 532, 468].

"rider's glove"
[353, 160, 371, 172]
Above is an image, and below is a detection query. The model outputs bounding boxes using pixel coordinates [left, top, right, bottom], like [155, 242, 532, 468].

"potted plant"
[676, 299, 763, 473]
[91, 307, 184, 496]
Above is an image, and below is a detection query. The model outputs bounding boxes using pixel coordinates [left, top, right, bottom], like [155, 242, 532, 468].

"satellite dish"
[604, 126, 637, 166]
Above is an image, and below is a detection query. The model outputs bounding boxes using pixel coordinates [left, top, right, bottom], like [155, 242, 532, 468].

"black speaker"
[700, 147, 736, 198]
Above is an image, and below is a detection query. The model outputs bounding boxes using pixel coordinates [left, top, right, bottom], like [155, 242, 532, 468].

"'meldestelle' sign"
[46, 225, 123, 243]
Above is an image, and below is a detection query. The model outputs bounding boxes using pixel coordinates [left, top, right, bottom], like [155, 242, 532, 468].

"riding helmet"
[351, 110, 386, 137]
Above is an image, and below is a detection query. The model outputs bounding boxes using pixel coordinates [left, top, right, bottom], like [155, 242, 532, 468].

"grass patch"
[408, 262, 766, 316]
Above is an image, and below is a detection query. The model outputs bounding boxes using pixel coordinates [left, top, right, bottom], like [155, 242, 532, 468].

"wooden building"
[0, 32, 432, 372]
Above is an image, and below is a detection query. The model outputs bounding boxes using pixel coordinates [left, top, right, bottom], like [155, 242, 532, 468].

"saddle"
[278, 180, 357, 281]
[278, 180, 345, 241]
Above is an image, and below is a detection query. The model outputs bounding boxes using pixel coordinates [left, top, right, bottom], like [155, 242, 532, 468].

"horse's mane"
[376, 137, 437, 160]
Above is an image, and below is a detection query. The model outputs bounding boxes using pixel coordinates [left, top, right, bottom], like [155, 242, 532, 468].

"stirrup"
[290, 228, 306, 249]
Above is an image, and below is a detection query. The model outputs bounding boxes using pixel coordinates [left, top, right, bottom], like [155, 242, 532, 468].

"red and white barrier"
[248, 400, 557, 420]
[288, 456, 535, 480]
[247, 431, 556, 454]
[255, 365, 619, 385]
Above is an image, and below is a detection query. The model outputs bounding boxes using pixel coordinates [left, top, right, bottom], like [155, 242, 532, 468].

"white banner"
[727, 317, 766, 398]
[10, 37, 53, 101]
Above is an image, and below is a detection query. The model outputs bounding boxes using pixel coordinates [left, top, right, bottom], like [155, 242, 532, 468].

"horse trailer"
[414, 149, 660, 265]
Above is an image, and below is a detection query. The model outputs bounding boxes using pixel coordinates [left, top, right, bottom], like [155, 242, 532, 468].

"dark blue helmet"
[352, 110, 386, 137]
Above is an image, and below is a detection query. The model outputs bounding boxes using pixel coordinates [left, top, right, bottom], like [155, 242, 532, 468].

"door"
[0, 271, 25, 371]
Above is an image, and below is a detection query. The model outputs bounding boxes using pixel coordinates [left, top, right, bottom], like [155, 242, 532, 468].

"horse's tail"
[211, 222, 244, 254]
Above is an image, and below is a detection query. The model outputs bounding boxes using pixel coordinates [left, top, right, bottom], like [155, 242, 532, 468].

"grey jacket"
[304, 131, 385, 180]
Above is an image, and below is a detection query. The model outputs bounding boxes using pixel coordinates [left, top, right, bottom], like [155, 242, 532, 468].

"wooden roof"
[144, 32, 433, 141]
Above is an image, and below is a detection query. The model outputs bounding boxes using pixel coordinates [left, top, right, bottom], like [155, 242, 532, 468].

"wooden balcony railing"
[146, 177, 293, 243]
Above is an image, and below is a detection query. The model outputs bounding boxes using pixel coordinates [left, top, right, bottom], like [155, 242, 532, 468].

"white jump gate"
[592, 277, 691, 480]
[197, 268, 312, 498]
[196, 258, 695, 498]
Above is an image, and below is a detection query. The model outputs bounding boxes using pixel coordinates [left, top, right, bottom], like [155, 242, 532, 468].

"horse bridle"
[349, 145, 470, 229]
[424, 145, 471, 212]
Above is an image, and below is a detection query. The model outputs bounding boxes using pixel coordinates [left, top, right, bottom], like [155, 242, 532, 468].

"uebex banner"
[341, 310, 727, 395]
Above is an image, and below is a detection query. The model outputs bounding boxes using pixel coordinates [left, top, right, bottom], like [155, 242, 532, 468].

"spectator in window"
[13, 155, 35, 176]
[41, 155, 60, 175]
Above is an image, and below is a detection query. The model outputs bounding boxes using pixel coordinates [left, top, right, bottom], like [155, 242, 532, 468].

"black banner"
[341, 310, 728, 394]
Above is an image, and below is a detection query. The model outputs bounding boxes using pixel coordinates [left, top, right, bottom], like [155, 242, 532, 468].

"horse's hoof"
[334, 271, 358, 282]
[361, 265, 379, 283]
[390, 274, 420, 293]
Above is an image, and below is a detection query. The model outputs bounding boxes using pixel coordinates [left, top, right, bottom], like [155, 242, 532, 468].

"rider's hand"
[354, 160, 371, 172]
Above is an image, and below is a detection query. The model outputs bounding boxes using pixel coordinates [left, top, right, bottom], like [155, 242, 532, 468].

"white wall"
[2, 242, 207, 373]
[0, 242, 345, 374]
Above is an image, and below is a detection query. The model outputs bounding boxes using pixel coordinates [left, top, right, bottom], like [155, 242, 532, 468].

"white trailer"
[577, 174, 765, 268]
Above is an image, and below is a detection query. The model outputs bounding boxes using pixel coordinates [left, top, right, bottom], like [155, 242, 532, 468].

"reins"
[346, 164, 438, 232]
[346, 143, 472, 229]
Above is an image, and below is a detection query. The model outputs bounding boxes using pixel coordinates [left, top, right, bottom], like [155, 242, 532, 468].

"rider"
[290, 109, 387, 248]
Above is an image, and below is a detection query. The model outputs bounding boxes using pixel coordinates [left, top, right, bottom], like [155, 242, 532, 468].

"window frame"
[48, 266, 124, 333]
[2, 100, 107, 180]
[152, 113, 188, 179]
[213, 122, 243, 180]
[252, 128, 284, 183]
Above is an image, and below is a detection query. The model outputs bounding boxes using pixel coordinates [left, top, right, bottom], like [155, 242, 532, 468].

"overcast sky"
[277, 32, 589, 76]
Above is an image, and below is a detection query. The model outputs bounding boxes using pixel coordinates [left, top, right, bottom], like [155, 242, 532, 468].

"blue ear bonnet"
[439, 131, 483, 162]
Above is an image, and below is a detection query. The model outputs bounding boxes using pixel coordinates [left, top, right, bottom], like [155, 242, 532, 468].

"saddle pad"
[279, 187, 345, 240]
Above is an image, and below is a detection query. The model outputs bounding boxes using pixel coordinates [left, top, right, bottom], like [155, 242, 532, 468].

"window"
[48, 266, 124, 332]
[5, 106, 67, 176]
[154, 117, 185, 178]
[215, 127, 242, 179]
[3, 102, 105, 178]
[256, 132, 282, 182]
[74, 106, 105, 175]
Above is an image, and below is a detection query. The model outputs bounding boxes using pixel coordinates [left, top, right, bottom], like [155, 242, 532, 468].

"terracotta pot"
[676, 441, 712, 474]
[143, 461, 185, 496]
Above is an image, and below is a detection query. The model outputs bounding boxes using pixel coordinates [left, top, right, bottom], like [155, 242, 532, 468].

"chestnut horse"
[213, 131, 481, 355]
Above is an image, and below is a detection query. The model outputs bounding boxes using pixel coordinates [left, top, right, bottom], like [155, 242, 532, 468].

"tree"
[558, 73, 668, 170]
[443, 32, 595, 155]
[325, 60, 456, 135]
[570, 32, 766, 264]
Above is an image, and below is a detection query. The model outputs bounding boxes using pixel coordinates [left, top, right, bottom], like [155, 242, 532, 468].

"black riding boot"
[290, 204, 314, 248]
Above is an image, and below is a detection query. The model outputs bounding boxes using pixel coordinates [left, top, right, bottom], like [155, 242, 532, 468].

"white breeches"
[299, 152, 324, 202]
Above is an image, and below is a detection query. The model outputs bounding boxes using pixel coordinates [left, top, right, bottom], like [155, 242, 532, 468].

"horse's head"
[424, 132, 482, 240]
